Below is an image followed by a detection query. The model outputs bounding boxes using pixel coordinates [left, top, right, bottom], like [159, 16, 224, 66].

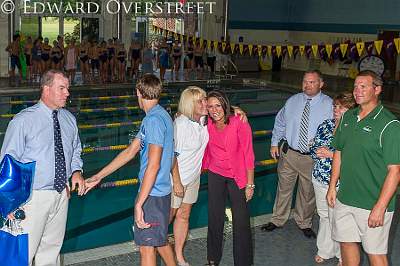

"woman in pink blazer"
[202, 90, 255, 266]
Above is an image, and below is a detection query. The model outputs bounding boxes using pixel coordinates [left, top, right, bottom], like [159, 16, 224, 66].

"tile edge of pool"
[62, 212, 277, 265]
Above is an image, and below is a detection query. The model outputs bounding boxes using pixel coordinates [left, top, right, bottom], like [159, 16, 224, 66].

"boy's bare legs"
[157, 244, 176, 266]
[140, 246, 156, 266]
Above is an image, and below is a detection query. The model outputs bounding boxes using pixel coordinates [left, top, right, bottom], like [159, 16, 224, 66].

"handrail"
[228, 58, 239, 74]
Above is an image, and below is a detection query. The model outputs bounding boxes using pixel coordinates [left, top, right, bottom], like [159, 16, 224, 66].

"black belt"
[288, 146, 310, 155]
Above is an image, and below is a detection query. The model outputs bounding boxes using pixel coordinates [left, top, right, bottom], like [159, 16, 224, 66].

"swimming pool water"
[0, 82, 292, 252]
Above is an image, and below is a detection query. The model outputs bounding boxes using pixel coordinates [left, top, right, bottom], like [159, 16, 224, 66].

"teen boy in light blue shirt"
[85, 74, 175, 266]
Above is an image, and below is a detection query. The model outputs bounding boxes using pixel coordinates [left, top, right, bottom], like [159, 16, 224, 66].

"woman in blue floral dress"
[310, 92, 355, 265]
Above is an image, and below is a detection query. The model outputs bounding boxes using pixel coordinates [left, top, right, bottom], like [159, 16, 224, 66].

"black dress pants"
[207, 171, 253, 266]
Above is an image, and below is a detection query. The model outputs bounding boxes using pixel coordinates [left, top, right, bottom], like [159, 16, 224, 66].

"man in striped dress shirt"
[261, 70, 333, 238]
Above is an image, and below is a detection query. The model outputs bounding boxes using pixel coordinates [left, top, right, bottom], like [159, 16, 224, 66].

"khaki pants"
[21, 189, 69, 266]
[270, 148, 315, 228]
[313, 180, 340, 260]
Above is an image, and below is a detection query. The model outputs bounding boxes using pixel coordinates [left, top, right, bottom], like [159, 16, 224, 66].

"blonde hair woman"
[170, 86, 209, 266]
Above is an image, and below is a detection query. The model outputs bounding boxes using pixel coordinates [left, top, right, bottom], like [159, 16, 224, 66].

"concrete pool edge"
[62, 212, 276, 265]
[0, 78, 245, 96]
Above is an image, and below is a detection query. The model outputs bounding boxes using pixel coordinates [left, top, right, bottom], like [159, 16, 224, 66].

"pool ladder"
[217, 57, 239, 80]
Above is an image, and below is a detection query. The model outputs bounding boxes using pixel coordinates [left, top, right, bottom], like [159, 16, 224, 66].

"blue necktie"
[298, 99, 311, 153]
[53, 110, 67, 193]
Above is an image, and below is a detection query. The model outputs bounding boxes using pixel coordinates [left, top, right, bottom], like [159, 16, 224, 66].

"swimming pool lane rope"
[76, 110, 278, 130]
[95, 158, 277, 190]
[0, 98, 283, 118]
[3, 86, 279, 106]
[0, 103, 178, 118]
[82, 130, 273, 154]
[0, 111, 278, 135]
[7, 94, 168, 105]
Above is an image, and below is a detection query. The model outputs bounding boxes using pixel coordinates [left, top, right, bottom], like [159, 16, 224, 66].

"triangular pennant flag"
[267, 45, 272, 57]
[374, 40, 383, 55]
[349, 43, 359, 60]
[299, 45, 305, 56]
[325, 44, 333, 58]
[239, 44, 244, 55]
[386, 40, 395, 57]
[222, 42, 226, 52]
[214, 40, 218, 50]
[356, 42, 365, 56]
[365, 41, 374, 55]
[276, 46, 282, 57]
[257, 45, 262, 57]
[394, 38, 400, 53]
[174, 32, 178, 39]
[230, 43, 235, 54]
[305, 46, 312, 58]
[282, 46, 288, 57]
[340, 43, 348, 57]
[248, 44, 253, 56]
[207, 40, 211, 49]
[311, 44, 318, 58]
[287, 45, 293, 58]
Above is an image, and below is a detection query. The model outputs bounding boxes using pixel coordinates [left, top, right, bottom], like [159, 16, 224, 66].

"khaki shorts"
[171, 177, 200, 208]
[332, 199, 394, 254]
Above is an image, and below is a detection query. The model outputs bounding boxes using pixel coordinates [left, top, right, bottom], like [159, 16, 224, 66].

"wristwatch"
[246, 184, 255, 189]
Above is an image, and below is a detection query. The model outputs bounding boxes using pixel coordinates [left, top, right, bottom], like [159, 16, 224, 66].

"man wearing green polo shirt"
[327, 70, 400, 266]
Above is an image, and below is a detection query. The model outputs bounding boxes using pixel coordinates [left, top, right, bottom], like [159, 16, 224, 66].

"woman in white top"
[171, 86, 209, 266]
[171, 87, 246, 266]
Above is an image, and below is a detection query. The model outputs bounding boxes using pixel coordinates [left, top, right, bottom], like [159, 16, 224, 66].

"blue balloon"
[0, 154, 35, 219]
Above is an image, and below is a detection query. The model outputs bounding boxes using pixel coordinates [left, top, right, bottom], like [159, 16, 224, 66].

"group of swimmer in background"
[6, 33, 218, 85]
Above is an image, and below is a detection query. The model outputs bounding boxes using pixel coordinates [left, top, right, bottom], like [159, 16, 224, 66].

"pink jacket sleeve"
[202, 143, 210, 170]
[237, 120, 255, 170]
[202, 120, 211, 170]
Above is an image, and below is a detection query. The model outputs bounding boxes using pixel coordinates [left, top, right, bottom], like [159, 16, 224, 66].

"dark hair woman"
[202, 90, 255, 266]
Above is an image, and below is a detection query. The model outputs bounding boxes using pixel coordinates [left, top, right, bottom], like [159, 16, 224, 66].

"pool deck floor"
[65, 199, 400, 266]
